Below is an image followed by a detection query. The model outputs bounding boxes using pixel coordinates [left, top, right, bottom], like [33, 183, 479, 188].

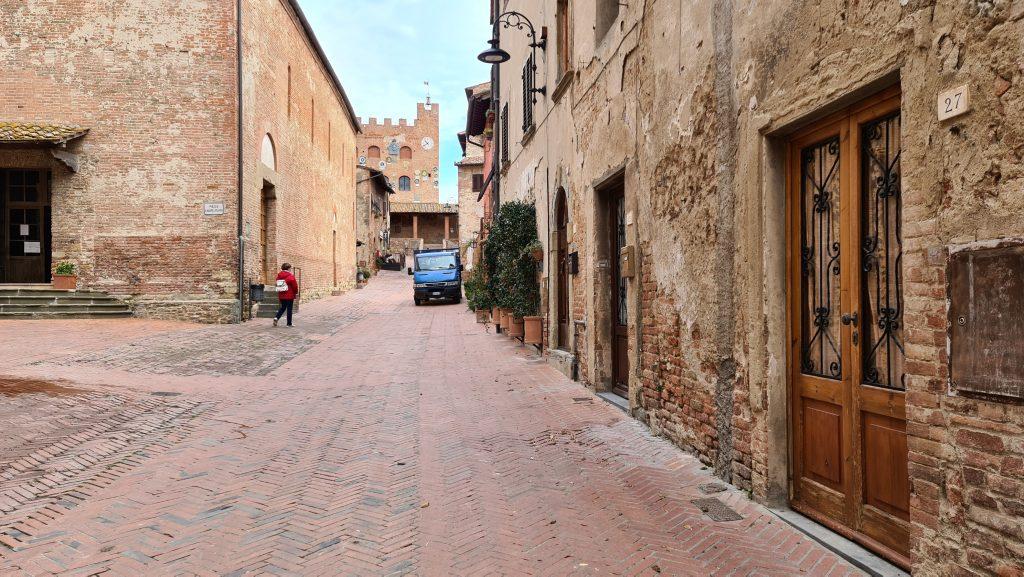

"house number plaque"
[937, 84, 971, 121]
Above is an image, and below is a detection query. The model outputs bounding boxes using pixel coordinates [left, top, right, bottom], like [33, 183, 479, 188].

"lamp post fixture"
[477, 11, 547, 99]
[477, 10, 547, 217]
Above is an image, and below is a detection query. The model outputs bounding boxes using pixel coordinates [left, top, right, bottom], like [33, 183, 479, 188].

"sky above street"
[302, 0, 493, 203]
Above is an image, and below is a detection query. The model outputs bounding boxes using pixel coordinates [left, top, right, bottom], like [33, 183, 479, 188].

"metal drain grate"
[691, 497, 743, 522]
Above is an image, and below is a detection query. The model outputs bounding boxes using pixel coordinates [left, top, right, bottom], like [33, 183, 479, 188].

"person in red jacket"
[273, 263, 299, 327]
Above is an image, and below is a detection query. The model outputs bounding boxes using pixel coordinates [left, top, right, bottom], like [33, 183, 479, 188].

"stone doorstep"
[547, 348, 576, 381]
[769, 508, 910, 577]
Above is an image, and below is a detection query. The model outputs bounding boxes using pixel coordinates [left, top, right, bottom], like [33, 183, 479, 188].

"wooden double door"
[0, 170, 51, 284]
[787, 88, 910, 567]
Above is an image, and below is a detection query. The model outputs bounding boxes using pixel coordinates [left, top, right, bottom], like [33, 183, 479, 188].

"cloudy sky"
[301, 0, 493, 203]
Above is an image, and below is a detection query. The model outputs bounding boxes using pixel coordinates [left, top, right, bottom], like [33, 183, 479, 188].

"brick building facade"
[0, 0, 360, 322]
[485, 0, 1024, 574]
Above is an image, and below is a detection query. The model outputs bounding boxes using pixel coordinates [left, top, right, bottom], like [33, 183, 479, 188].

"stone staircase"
[253, 286, 299, 319]
[0, 286, 132, 319]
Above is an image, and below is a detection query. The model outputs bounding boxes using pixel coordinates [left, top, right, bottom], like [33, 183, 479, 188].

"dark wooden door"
[610, 189, 628, 397]
[1, 170, 50, 284]
[556, 190, 570, 350]
[787, 87, 909, 569]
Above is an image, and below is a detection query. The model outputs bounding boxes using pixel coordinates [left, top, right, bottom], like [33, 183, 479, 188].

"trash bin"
[249, 283, 265, 302]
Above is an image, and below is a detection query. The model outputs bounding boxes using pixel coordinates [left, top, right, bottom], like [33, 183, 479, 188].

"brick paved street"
[0, 272, 864, 577]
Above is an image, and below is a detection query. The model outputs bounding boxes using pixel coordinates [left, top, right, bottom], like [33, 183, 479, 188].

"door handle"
[841, 312, 858, 326]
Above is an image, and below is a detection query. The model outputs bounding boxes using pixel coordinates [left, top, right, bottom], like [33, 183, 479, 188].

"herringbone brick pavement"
[0, 273, 864, 576]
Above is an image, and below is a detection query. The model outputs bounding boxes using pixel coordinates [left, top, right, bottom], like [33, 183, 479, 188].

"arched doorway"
[556, 188, 570, 350]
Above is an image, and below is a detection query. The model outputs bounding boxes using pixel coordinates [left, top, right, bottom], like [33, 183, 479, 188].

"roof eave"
[287, 0, 362, 134]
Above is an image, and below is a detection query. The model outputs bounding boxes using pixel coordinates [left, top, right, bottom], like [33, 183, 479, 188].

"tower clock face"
[420, 137, 434, 150]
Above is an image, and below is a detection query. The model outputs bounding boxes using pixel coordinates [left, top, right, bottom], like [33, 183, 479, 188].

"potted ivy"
[490, 201, 541, 343]
[463, 265, 493, 323]
[525, 239, 544, 262]
[53, 262, 77, 291]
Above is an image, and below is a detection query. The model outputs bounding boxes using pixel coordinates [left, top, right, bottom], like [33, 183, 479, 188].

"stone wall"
[240, 0, 360, 302]
[456, 158, 484, 261]
[493, 0, 1024, 573]
[357, 103, 440, 204]
[356, 167, 389, 269]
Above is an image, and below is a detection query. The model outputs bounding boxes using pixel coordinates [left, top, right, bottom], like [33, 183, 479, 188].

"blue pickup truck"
[410, 248, 463, 306]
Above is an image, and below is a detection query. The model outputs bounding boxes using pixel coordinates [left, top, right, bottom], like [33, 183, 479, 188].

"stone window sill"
[521, 124, 537, 146]
[551, 72, 573, 103]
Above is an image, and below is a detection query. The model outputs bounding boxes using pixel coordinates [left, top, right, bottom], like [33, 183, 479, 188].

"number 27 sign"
[938, 84, 971, 121]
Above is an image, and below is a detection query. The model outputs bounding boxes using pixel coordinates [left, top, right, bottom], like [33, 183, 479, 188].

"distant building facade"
[357, 101, 456, 252]
[0, 0, 361, 322]
[456, 127, 486, 266]
[355, 166, 392, 271]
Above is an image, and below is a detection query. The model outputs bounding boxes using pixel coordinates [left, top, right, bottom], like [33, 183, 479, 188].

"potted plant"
[490, 201, 541, 343]
[53, 262, 77, 290]
[356, 266, 372, 288]
[525, 239, 545, 262]
[463, 265, 493, 323]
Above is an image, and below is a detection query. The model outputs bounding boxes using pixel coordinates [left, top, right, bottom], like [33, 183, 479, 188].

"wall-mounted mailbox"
[620, 245, 636, 278]
[948, 243, 1024, 400]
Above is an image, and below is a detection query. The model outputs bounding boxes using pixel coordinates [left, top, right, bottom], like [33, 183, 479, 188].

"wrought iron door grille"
[800, 137, 842, 379]
[861, 113, 905, 390]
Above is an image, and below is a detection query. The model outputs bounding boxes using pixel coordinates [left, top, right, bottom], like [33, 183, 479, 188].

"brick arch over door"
[261, 134, 276, 171]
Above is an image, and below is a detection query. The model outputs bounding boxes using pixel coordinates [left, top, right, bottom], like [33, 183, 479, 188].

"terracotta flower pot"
[491, 307, 502, 329]
[501, 309, 512, 332]
[507, 316, 525, 338]
[523, 316, 543, 345]
[475, 309, 489, 323]
[53, 274, 77, 291]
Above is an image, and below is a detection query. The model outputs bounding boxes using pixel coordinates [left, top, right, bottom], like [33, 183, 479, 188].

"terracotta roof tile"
[0, 122, 89, 144]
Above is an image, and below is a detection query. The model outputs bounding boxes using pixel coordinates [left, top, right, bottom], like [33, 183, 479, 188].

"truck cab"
[410, 248, 463, 306]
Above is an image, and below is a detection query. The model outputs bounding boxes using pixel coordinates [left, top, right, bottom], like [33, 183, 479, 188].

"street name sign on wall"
[204, 202, 225, 216]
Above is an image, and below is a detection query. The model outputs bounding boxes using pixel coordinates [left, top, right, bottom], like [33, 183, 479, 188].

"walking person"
[273, 263, 299, 327]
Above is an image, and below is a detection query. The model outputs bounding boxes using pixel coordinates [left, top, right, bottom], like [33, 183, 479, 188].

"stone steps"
[253, 286, 300, 319]
[0, 288, 132, 319]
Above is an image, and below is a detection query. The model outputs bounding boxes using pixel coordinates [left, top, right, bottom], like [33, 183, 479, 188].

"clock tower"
[355, 101, 441, 204]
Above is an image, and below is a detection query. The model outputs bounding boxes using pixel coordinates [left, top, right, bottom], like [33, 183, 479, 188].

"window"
[500, 104, 509, 163]
[557, 0, 570, 78]
[400, 146, 412, 160]
[368, 146, 381, 159]
[472, 173, 484, 192]
[399, 176, 411, 191]
[596, 0, 619, 42]
[522, 54, 535, 132]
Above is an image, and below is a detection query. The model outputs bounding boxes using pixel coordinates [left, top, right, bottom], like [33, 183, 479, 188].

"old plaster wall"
[499, 0, 1023, 573]
[0, 0, 240, 320]
[727, 1, 1024, 573]
[241, 0, 359, 303]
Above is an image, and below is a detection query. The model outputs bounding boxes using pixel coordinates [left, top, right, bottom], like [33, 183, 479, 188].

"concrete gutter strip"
[768, 508, 910, 577]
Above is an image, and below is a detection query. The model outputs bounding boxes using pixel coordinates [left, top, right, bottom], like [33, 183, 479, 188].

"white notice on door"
[19, 224, 29, 236]
[24, 241, 41, 254]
